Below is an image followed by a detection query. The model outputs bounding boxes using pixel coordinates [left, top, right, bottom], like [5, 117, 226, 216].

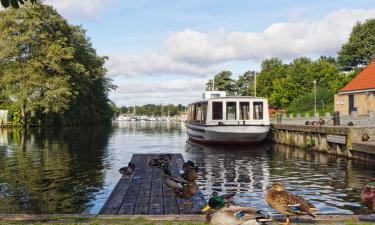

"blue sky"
[45, 0, 375, 106]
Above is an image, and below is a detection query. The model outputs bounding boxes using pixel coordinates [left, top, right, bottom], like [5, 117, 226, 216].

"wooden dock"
[99, 154, 206, 215]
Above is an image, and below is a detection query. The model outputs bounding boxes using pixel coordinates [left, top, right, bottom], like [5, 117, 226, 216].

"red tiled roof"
[339, 60, 375, 93]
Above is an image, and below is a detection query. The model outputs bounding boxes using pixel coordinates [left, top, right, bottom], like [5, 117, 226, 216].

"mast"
[212, 76, 215, 91]
[254, 73, 257, 97]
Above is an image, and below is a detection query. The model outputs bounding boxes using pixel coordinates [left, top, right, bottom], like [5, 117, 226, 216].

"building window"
[239, 102, 250, 120]
[212, 102, 223, 120]
[226, 102, 236, 120]
[253, 102, 263, 120]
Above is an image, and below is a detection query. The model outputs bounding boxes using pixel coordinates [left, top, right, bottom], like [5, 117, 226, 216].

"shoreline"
[0, 214, 374, 224]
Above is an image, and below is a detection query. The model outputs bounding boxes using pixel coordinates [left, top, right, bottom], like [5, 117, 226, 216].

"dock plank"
[118, 154, 148, 214]
[99, 154, 142, 214]
[149, 155, 164, 215]
[100, 153, 206, 215]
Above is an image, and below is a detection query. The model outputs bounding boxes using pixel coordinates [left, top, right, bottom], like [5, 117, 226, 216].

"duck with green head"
[265, 182, 317, 225]
[202, 193, 270, 225]
[361, 178, 375, 211]
[161, 163, 184, 189]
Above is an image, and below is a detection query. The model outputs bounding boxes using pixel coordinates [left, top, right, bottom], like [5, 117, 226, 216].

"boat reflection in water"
[185, 141, 375, 215]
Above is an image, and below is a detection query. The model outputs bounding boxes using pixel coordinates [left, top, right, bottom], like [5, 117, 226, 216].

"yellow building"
[334, 61, 375, 116]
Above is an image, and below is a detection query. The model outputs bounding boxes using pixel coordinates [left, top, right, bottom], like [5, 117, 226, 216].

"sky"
[44, 0, 375, 107]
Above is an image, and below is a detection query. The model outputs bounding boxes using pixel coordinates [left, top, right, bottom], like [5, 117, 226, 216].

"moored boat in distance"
[185, 91, 270, 144]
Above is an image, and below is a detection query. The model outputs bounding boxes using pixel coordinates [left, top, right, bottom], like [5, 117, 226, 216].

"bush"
[287, 88, 334, 114]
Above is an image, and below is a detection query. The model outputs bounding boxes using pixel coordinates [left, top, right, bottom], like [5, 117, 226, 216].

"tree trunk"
[21, 102, 27, 127]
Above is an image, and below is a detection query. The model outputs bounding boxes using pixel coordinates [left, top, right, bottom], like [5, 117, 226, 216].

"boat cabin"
[186, 94, 270, 126]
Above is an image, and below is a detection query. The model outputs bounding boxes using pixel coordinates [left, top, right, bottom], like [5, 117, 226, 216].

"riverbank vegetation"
[0, 2, 115, 126]
[206, 19, 375, 114]
[120, 104, 186, 117]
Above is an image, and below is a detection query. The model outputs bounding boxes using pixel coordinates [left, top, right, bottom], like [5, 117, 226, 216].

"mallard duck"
[362, 133, 370, 142]
[149, 154, 172, 167]
[182, 166, 199, 182]
[347, 122, 354, 126]
[361, 178, 375, 211]
[175, 182, 197, 205]
[211, 191, 235, 206]
[318, 119, 325, 126]
[161, 163, 185, 189]
[162, 172, 184, 189]
[183, 160, 196, 172]
[265, 182, 317, 225]
[202, 194, 271, 225]
[119, 162, 136, 177]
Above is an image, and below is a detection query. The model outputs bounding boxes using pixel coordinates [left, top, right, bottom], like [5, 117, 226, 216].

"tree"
[256, 58, 287, 98]
[0, 3, 114, 126]
[236, 71, 257, 96]
[1, 0, 36, 8]
[206, 71, 236, 95]
[338, 19, 375, 70]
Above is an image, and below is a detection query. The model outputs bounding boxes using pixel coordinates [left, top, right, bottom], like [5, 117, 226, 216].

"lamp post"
[313, 80, 317, 117]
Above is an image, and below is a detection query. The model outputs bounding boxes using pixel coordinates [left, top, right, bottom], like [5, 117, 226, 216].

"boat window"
[187, 105, 192, 122]
[226, 102, 236, 120]
[212, 102, 223, 120]
[253, 102, 263, 120]
[195, 103, 202, 123]
[201, 103, 207, 124]
[239, 102, 250, 120]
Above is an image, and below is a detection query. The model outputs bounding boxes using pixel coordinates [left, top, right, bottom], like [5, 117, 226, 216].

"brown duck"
[182, 166, 199, 182]
[265, 182, 317, 225]
[362, 133, 370, 142]
[361, 178, 375, 211]
[149, 154, 172, 167]
[175, 182, 197, 205]
[119, 162, 136, 178]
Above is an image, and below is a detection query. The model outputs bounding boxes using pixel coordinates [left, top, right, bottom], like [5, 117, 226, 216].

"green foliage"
[236, 70, 257, 96]
[0, 3, 115, 126]
[206, 71, 236, 95]
[287, 88, 334, 114]
[338, 19, 375, 70]
[121, 104, 186, 117]
[257, 58, 287, 98]
[262, 57, 346, 109]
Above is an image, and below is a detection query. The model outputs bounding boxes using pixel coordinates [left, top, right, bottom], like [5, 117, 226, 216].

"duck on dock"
[362, 133, 370, 142]
[202, 193, 270, 225]
[211, 191, 235, 207]
[175, 182, 197, 205]
[149, 154, 172, 167]
[265, 182, 317, 225]
[361, 178, 375, 211]
[182, 165, 199, 182]
[119, 162, 136, 177]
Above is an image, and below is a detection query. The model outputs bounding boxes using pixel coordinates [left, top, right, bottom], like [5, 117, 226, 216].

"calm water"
[0, 122, 374, 215]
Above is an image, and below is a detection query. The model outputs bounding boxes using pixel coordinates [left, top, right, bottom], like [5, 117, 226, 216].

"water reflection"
[0, 128, 112, 214]
[188, 142, 375, 215]
[0, 122, 374, 215]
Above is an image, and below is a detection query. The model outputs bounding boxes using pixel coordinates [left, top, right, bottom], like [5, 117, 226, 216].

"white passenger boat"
[185, 91, 270, 144]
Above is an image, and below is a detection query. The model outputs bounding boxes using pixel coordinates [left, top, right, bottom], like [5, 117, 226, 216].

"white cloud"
[106, 9, 375, 79]
[44, 0, 107, 16]
[166, 9, 375, 64]
[106, 53, 214, 77]
[106, 8, 375, 105]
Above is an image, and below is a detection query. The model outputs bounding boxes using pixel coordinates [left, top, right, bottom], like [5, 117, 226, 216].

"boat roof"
[188, 96, 267, 105]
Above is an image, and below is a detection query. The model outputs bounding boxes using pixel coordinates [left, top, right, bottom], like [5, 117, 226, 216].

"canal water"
[0, 122, 374, 215]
